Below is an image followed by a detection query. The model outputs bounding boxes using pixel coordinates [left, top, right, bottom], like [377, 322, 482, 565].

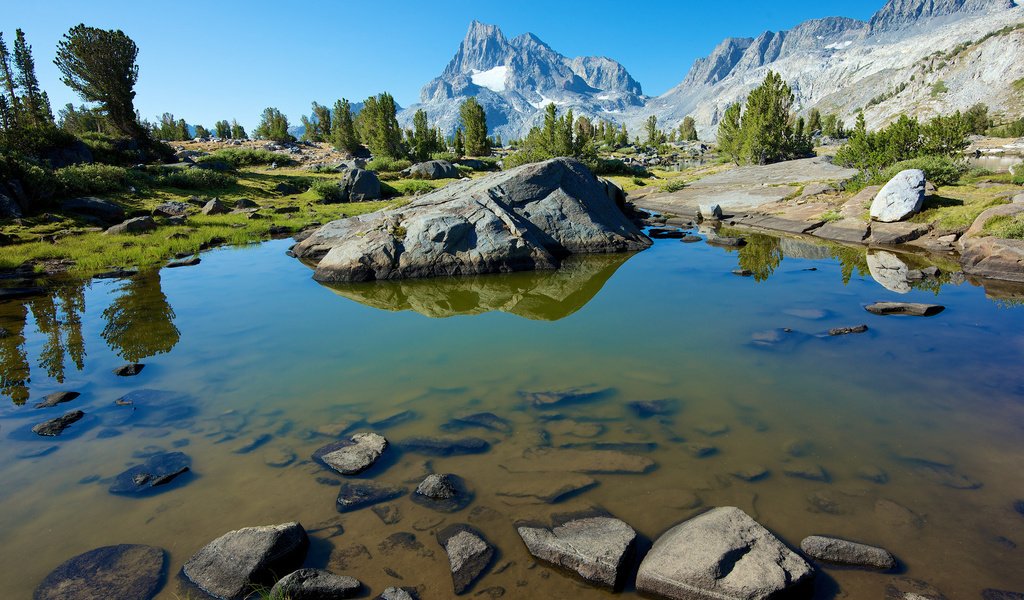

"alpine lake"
[2, 223, 1023, 600]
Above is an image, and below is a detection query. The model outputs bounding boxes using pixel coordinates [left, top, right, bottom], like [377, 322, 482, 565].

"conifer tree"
[330, 98, 359, 154]
[459, 97, 489, 156]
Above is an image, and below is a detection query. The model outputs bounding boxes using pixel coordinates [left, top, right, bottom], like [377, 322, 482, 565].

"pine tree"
[716, 103, 742, 163]
[645, 115, 659, 146]
[356, 92, 403, 158]
[679, 116, 698, 141]
[230, 119, 247, 140]
[254, 107, 291, 142]
[807, 108, 822, 136]
[330, 98, 359, 154]
[459, 97, 489, 156]
[214, 120, 230, 138]
[616, 124, 628, 148]
[194, 124, 210, 138]
[0, 33, 19, 129]
[454, 128, 465, 157]
[13, 29, 48, 126]
[411, 109, 434, 161]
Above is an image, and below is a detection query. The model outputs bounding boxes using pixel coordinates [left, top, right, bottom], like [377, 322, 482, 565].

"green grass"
[661, 179, 687, 193]
[821, 209, 843, 223]
[983, 213, 1024, 239]
[196, 148, 296, 167]
[909, 183, 1014, 229]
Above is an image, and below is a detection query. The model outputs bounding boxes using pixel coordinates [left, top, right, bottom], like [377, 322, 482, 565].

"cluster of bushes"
[366, 157, 411, 173]
[309, 179, 343, 203]
[54, 164, 147, 196]
[835, 112, 970, 186]
[196, 148, 293, 168]
[154, 169, 236, 190]
[716, 71, 814, 165]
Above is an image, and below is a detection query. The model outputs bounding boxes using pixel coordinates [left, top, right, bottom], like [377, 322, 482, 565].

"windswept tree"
[330, 98, 359, 154]
[55, 25, 143, 139]
[459, 97, 489, 156]
[254, 107, 292, 142]
[194, 124, 209, 138]
[301, 101, 332, 142]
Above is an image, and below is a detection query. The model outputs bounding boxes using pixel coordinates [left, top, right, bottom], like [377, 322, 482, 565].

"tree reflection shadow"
[102, 271, 180, 363]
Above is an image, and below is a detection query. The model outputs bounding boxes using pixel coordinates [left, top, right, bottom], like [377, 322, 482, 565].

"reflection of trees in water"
[102, 271, 180, 362]
[828, 244, 870, 285]
[29, 285, 87, 383]
[0, 301, 31, 405]
[736, 234, 784, 282]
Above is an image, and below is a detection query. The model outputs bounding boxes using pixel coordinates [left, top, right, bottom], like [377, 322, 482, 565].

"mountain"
[399, 21, 644, 140]
[399, 0, 1022, 142]
[639, 0, 1023, 138]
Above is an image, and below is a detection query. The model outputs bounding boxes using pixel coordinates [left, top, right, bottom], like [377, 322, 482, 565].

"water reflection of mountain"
[0, 271, 179, 405]
[322, 253, 634, 320]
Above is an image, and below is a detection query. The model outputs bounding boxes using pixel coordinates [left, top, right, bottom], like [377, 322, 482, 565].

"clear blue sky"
[5, 0, 882, 130]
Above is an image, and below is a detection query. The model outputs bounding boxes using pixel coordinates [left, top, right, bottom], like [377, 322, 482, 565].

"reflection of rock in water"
[102, 271, 180, 362]
[867, 250, 911, 294]
[322, 253, 634, 320]
[778, 238, 832, 261]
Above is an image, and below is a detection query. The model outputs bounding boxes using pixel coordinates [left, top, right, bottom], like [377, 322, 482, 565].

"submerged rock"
[865, 302, 945, 317]
[437, 525, 494, 595]
[378, 587, 417, 600]
[313, 432, 389, 475]
[113, 363, 145, 376]
[397, 436, 490, 456]
[517, 517, 637, 589]
[34, 544, 166, 600]
[441, 412, 513, 434]
[269, 568, 362, 599]
[871, 169, 925, 222]
[416, 473, 457, 499]
[32, 410, 84, 436]
[292, 158, 650, 282]
[182, 522, 309, 600]
[628, 399, 678, 418]
[495, 475, 598, 504]
[109, 451, 191, 494]
[413, 473, 474, 512]
[501, 447, 656, 474]
[337, 481, 407, 513]
[636, 507, 814, 600]
[800, 535, 897, 570]
[520, 385, 613, 408]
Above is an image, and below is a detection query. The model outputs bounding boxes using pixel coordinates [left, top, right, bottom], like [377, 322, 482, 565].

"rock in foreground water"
[269, 568, 362, 599]
[636, 507, 813, 600]
[32, 410, 84, 436]
[314, 432, 389, 475]
[800, 535, 896, 570]
[865, 302, 945, 316]
[34, 391, 81, 409]
[109, 451, 191, 495]
[293, 158, 651, 282]
[34, 544, 165, 600]
[182, 522, 309, 600]
[438, 525, 494, 595]
[517, 517, 637, 589]
[336, 481, 407, 513]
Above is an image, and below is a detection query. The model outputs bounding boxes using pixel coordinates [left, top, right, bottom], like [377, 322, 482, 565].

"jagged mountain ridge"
[397, 0, 1022, 142]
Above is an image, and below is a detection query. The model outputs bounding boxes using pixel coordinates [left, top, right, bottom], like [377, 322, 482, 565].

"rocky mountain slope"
[399, 0, 1023, 141]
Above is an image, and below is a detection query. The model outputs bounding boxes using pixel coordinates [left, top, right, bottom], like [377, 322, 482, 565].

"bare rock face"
[181, 522, 309, 600]
[293, 158, 651, 282]
[517, 517, 637, 589]
[870, 170, 925, 223]
[636, 507, 814, 600]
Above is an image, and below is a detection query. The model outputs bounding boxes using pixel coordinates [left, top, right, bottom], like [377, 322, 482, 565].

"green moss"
[982, 213, 1024, 239]
[821, 210, 843, 223]
[909, 183, 1014, 229]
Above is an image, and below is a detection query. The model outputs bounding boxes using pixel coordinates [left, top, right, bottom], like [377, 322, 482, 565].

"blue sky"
[5, 0, 882, 130]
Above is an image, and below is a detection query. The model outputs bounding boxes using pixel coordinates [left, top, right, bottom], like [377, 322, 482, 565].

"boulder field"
[292, 158, 651, 282]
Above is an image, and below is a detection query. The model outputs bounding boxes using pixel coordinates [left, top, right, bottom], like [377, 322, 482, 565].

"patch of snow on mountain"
[470, 66, 509, 92]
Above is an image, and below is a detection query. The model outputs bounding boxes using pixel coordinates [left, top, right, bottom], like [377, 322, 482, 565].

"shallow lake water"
[2, 228, 1023, 599]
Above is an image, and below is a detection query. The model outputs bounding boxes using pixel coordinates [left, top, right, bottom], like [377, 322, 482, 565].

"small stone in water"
[112, 363, 145, 376]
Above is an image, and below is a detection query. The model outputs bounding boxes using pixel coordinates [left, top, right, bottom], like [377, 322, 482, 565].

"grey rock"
[871, 169, 925, 222]
[166, 257, 200, 268]
[983, 589, 1024, 600]
[438, 526, 494, 594]
[517, 517, 636, 589]
[441, 412, 513, 434]
[336, 168, 382, 202]
[628, 399, 678, 418]
[409, 160, 460, 179]
[105, 216, 157, 235]
[698, 203, 723, 220]
[61, 197, 125, 224]
[32, 410, 85, 436]
[201, 199, 231, 215]
[636, 507, 813, 600]
[416, 473, 457, 499]
[336, 481, 407, 513]
[800, 535, 896, 570]
[379, 587, 417, 600]
[34, 391, 81, 409]
[269, 568, 362, 599]
[182, 522, 309, 600]
[153, 201, 190, 217]
[234, 198, 259, 209]
[829, 324, 868, 336]
[109, 451, 191, 494]
[520, 384, 613, 408]
[314, 432, 389, 475]
[496, 475, 598, 504]
[1, 192, 23, 218]
[293, 158, 650, 282]
[33, 544, 165, 600]
[865, 302, 945, 316]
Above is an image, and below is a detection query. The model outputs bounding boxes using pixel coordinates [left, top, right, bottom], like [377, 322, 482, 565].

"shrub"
[587, 158, 647, 177]
[54, 163, 144, 196]
[196, 148, 294, 168]
[632, 177, 647, 187]
[821, 209, 842, 223]
[878, 156, 967, 187]
[155, 169, 236, 190]
[661, 179, 687, 193]
[366, 157, 411, 173]
[0, 153, 61, 201]
[430, 152, 457, 162]
[391, 180, 438, 196]
[309, 179, 343, 202]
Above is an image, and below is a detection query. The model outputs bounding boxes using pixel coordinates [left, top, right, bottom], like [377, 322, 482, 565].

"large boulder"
[340, 168, 381, 202]
[294, 158, 651, 282]
[870, 169, 925, 222]
[635, 507, 814, 600]
[437, 525, 494, 595]
[34, 544, 165, 600]
[800, 535, 896, 570]
[61, 197, 126, 224]
[517, 517, 637, 589]
[0, 192, 22, 219]
[105, 216, 157, 235]
[181, 522, 309, 600]
[408, 160, 460, 180]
